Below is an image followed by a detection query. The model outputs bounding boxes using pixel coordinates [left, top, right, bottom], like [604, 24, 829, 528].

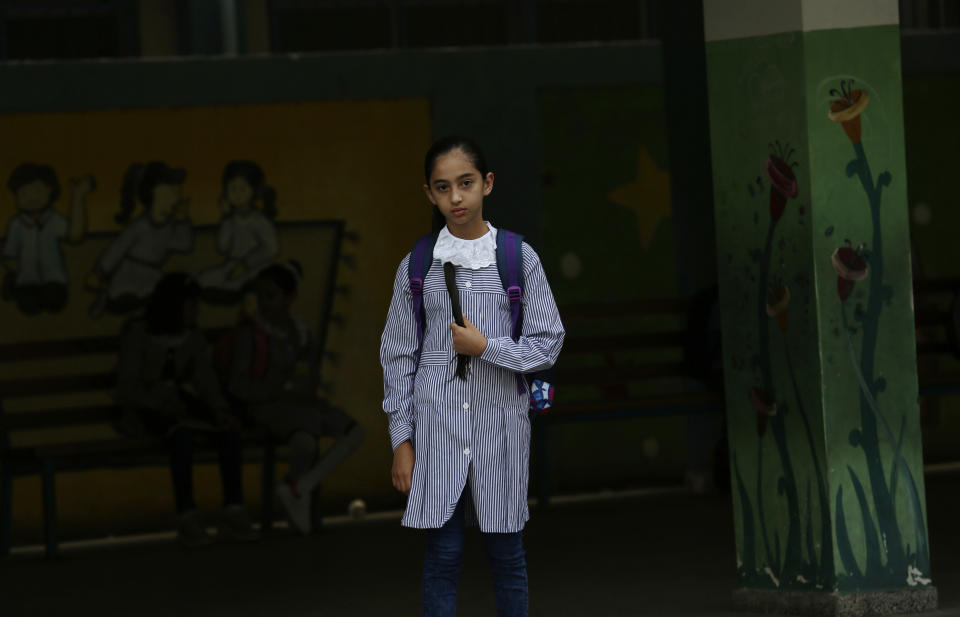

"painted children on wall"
[1, 163, 95, 315]
[197, 160, 279, 303]
[87, 161, 194, 317]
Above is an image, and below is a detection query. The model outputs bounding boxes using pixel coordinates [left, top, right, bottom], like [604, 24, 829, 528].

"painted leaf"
[835, 485, 863, 581]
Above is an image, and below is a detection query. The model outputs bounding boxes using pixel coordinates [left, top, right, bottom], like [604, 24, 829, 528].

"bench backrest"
[554, 278, 960, 414]
[555, 298, 696, 410]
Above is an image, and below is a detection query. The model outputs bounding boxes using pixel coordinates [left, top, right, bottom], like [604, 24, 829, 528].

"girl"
[197, 160, 279, 299]
[380, 137, 564, 617]
[115, 272, 256, 546]
[2, 163, 95, 314]
[225, 261, 363, 534]
[87, 161, 194, 317]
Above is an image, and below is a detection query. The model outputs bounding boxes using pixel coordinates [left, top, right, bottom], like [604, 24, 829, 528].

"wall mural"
[736, 137, 829, 590]
[2, 164, 95, 315]
[730, 75, 931, 593]
[824, 78, 930, 590]
[198, 161, 279, 303]
[2, 159, 282, 320]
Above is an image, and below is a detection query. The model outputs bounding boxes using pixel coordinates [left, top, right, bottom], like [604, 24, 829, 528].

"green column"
[703, 1, 937, 613]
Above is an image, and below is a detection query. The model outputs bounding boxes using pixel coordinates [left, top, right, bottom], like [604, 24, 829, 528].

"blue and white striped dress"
[380, 228, 564, 533]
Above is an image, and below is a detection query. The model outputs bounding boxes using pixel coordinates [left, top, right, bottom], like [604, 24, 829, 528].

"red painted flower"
[766, 284, 790, 332]
[828, 79, 870, 144]
[831, 247, 868, 301]
[765, 141, 799, 222]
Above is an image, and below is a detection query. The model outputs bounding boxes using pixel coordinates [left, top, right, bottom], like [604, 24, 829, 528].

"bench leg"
[42, 458, 58, 559]
[533, 417, 551, 510]
[310, 484, 323, 533]
[260, 442, 275, 533]
[1, 466, 12, 556]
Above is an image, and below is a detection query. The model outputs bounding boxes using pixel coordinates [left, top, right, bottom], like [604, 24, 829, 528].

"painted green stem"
[782, 333, 833, 586]
[758, 217, 803, 583]
[845, 140, 906, 574]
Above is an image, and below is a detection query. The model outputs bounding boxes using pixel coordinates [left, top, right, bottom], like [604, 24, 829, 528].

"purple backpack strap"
[409, 233, 436, 362]
[496, 229, 526, 393]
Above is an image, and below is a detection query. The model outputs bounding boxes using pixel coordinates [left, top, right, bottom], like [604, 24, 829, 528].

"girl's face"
[150, 183, 182, 223]
[226, 177, 254, 211]
[16, 180, 53, 213]
[255, 277, 292, 322]
[424, 149, 493, 236]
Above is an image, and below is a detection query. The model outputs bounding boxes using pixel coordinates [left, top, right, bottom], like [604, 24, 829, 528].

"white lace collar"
[433, 222, 497, 270]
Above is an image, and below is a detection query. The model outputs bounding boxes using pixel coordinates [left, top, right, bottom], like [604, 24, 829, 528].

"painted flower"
[765, 141, 799, 222]
[766, 284, 790, 332]
[828, 79, 870, 144]
[831, 246, 868, 301]
[749, 387, 777, 436]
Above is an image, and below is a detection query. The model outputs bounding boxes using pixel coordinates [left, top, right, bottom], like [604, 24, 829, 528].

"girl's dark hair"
[7, 163, 61, 205]
[144, 272, 201, 335]
[115, 161, 187, 225]
[257, 260, 303, 296]
[424, 136, 489, 234]
[221, 160, 278, 220]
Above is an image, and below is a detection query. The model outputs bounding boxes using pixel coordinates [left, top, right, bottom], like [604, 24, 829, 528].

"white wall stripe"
[704, 0, 899, 42]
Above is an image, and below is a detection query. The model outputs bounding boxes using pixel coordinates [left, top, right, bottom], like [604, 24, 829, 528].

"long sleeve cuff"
[479, 336, 503, 366]
[388, 409, 414, 451]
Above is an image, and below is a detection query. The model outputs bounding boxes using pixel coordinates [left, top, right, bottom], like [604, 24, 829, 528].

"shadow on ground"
[3, 475, 958, 616]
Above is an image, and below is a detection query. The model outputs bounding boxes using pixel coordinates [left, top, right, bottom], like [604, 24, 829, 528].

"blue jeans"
[422, 491, 528, 617]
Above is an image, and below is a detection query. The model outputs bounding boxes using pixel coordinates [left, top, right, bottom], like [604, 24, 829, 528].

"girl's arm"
[380, 256, 418, 452]
[95, 226, 138, 278]
[188, 332, 229, 412]
[215, 216, 234, 256]
[242, 217, 279, 271]
[2, 218, 22, 270]
[478, 244, 565, 373]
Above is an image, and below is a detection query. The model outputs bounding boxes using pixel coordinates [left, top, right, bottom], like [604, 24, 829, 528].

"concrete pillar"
[662, 1, 717, 295]
[703, 1, 937, 613]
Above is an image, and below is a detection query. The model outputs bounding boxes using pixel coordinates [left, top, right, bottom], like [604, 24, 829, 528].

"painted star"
[607, 146, 671, 250]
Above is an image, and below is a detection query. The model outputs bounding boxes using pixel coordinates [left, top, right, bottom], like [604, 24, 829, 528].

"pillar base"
[732, 587, 938, 616]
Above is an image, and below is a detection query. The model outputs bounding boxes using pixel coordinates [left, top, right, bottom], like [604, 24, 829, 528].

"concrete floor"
[3, 474, 959, 617]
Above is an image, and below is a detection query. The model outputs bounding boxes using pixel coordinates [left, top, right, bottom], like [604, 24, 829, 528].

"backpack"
[408, 229, 555, 413]
[214, 321, 270, 385]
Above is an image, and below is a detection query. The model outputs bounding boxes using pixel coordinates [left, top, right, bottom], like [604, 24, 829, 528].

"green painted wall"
[707, 25, 933, 593]
[538, 85, 675, 304]
[806, 26, 929, 592]
[537, 84, 684, 489]
[706, 29, 826, 591]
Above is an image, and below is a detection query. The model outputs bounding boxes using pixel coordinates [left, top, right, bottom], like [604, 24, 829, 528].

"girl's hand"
[392, 441, 414, 494]
[451, 315, 487, 356]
